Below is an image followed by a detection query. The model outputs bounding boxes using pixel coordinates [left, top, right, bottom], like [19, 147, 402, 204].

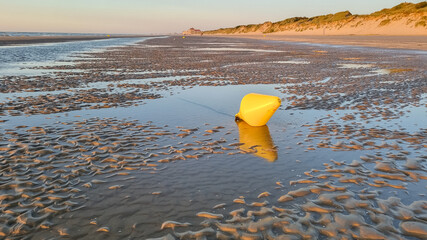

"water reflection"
[236, 120, 278, 162]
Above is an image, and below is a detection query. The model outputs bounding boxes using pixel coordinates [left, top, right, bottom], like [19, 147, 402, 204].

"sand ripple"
[0, 117, 246, 238]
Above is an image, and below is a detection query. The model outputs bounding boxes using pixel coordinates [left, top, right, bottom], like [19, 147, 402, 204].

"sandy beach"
[205, 34, 427, 51]
[0, 36, 426, 239]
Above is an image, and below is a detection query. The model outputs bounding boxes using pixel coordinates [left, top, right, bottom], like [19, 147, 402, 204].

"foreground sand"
[205, 34, 427, 51]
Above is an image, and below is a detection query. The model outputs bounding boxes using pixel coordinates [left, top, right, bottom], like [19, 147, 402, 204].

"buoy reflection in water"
[236, 120, 278, 162]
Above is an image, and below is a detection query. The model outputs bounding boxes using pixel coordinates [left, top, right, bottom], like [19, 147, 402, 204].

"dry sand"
[205, 34, 427, 51]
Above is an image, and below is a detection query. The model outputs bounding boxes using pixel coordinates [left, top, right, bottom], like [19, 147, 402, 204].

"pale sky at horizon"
[0, 0, 423, 34]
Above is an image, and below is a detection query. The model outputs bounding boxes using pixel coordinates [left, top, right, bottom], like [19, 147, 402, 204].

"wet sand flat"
[207, 34, 427, 51]
[0, 36, 426, 239]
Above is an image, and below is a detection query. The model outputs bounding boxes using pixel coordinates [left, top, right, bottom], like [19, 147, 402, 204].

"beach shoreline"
[0, 35, 154, 46]
[203, 34, 427, 51]
[4, 34, 427, 51]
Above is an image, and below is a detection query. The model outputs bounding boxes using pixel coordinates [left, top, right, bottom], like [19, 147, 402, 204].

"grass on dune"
[204, 1, 427, 34]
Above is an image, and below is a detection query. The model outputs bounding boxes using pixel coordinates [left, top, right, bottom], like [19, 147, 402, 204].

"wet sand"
[207, 34, 427, 51]
[0, 35, 150, 46]
[0, 36, 426, 239]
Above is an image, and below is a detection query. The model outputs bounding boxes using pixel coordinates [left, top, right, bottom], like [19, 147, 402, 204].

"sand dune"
[203, 2, 427, 36]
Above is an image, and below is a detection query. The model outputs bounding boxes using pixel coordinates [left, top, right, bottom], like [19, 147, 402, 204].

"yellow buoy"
[236, 120, 277, 162]
[235, 93, 281, 127]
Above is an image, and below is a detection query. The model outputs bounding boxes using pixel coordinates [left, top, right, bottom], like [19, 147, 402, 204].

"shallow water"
[0, 37, 157, 77]
[272, 60, 310, 64]
[0, 31, 110, 37]
[190, 47, 284, 53]
[338, 63, 374, 69]
[0, 84, 366, 238]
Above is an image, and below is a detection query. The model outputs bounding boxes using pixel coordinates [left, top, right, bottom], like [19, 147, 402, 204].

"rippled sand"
[0, 117, 250, 238]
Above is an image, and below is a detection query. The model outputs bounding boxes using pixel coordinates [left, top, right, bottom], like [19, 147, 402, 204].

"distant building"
[182, 28, 203, 35]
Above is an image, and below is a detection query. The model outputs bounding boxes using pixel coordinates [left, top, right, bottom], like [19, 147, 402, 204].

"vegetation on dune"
[203, 1, 427, 34]
[379, 19, 392, 26]
[308, 11, 353, 24]
[415, 15, 427, 27]
[370, 2, 427, 16]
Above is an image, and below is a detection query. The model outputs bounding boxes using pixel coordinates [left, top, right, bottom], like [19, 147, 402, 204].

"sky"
[0, 0, 423, 34]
